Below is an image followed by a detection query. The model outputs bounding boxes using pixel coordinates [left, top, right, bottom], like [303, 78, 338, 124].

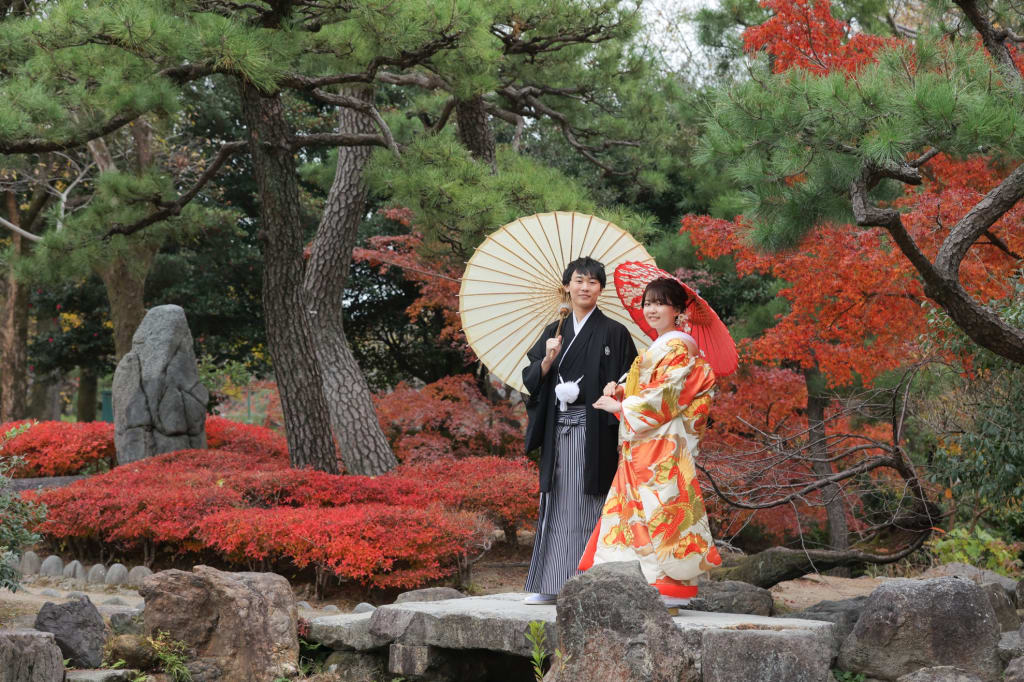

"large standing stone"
[544, 561, 699, 682]
[0, 629, 64, 682]
[689, 579, 773, 616]
[112, 305, 208, 464]
[38, 555, 63, 577]
[138, 565, 298, 682]
[982, 582, 1021, 632]
[33, 596, 106, 668]
[837, 577, 1002, 681]
[18, 551, 41, 577]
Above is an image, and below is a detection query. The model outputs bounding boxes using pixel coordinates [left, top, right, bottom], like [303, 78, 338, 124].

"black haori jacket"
[522, 307, 638, 495]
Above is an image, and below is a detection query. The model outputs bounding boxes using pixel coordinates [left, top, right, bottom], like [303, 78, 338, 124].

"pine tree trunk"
[303, 87, 398, 476]
[456, 96, 497, 170]
[804, 367, 850, 567]
[96, 246, 157, 360]
[239, 80, 338, 473]
[0, 193, 29, 421]
[77, 369, 98, 422]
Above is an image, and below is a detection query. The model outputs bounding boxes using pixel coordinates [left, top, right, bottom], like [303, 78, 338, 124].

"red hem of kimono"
[577, 522, 601, 571]
[653, 580, 698, 598]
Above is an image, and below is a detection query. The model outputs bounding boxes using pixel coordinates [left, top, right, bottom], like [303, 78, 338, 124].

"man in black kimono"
[522, 256, 638, 604]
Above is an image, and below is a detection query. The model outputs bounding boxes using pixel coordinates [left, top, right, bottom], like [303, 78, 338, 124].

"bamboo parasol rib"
[459, 211, 653, 394]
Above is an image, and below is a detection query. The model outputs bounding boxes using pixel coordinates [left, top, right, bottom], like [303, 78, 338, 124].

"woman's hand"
[592, 395, 621, 414]
[603, 381, 624, 400]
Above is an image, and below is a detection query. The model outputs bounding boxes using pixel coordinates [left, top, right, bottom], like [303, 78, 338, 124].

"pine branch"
[104, 140, 246, 239]
[851, 160, 1024, 363]
[306, 89, 400, 158]
[288, 132, 390, 149]
[498, 85, 639, 175]
[952, 0, 1024, 90]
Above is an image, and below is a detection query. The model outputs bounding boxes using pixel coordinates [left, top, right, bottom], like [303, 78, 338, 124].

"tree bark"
[77, 369, 98, 422]
[239, 80, 339, 473]
[303, 86, 398, 476]
[95, 246, 157, 360]
[0, 192, 29, 421]
[804, 367, 849, 558]
[710, 537, 928, 588]
[456, 95, 497, 170]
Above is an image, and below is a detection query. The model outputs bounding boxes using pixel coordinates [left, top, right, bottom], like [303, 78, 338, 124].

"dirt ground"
[769, 573, 894, 612]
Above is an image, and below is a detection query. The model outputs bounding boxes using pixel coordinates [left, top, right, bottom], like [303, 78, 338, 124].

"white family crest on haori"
[458, 212, 654, 394]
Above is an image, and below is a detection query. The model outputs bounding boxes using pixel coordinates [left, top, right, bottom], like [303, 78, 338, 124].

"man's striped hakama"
[524, 406, 604, 594]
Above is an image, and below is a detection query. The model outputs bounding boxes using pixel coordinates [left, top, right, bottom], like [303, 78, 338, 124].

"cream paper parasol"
[459, 211, 654, 394]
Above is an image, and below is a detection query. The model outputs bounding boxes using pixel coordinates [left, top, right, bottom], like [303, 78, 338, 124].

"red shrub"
[27, 447, 523, 588]
[196, 504, 487, 589]
[374, 375, 525, 462]
[205, 415, 288, 458]
[395, 456, 539, 541]
[0, 420, 115, 477]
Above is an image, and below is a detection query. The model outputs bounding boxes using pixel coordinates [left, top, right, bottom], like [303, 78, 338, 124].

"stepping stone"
[353, 602, 376, 614]
[296, 601, 312, 610]
[308, 591, 837, 681]
[65, 670, 140, 681]
[104, 597, 128, 606]
[321, 604, 340, 613]
[105, 563, 128, 585]
[19, 550, 41, 576]
[126, 566, 152, 587]
[63, 560, 86, 581]
[87, 564, 107, 584]
[39, 555, 64, 577]
[39, 588, 61, 597]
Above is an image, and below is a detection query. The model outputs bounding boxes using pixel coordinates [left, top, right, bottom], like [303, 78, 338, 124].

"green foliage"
[920, 286, 1024, 532]
[526, 620, 548, 682]
[832, 671, 866, 682]
[926, 526, 1023, 578]
[147, 631, 191, 682]
[26, 277, 115, 377]
[696, 37, 1024, 248]
[0, 422, 45, 592]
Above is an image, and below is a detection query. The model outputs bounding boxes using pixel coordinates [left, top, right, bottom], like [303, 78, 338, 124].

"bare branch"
[104, 140, 246, 239]
[0, 214, 42, 242]
[307, 88, 400, 158]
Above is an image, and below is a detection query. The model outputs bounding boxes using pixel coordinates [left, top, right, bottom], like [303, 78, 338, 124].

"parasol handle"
[554, 303, 571, 338]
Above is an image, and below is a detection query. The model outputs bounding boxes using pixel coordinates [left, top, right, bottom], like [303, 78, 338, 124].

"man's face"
[564, 270, 603, 314]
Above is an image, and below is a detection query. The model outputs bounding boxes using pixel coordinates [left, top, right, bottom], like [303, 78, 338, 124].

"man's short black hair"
[562, 256, 606, 288]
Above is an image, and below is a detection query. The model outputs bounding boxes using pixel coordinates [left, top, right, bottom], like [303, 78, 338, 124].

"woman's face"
[643, 297, 680, 336]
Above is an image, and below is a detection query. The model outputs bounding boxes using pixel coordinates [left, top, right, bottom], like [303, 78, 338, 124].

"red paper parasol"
[614, 261, 738, 377]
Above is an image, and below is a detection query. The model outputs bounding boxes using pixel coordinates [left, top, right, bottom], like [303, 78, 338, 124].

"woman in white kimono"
[580, 277, 722, 605]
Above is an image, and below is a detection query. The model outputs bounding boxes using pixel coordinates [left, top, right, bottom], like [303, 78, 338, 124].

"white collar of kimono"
[572, 306, 595, 335]
[650, 330, 697, 355]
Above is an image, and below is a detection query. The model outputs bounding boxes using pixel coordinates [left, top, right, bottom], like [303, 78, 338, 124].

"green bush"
[925, 526, 1023, 578]
[0, 422, 46, 591]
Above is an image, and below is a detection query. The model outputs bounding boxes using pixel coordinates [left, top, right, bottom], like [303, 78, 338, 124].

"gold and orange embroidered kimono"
[578, 331, 721, 598]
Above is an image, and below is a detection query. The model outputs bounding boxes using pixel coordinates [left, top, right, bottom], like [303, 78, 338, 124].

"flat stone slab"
[309, 592, 835, 661]
[65, 670, 139, 681]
